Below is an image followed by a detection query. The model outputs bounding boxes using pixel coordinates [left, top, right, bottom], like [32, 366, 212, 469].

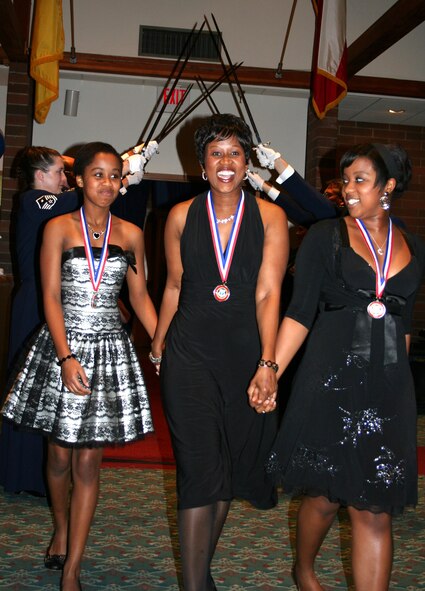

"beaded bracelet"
[257, 359, 279, 373]
[149, 351, 162, 364]
[57, 353, 76, 367]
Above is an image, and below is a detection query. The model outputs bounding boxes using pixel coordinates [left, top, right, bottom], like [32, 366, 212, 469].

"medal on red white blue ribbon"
[207, 191, 245, 302]
[355, 218, 393, 319]
[80, 207, 112, 308]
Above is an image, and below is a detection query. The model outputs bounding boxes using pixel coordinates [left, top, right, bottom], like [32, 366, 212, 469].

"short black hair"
[194, 114, 253, 167]
[340, 143, 412, 197]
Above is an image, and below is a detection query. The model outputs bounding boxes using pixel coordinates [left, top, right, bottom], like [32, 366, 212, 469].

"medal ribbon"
[79, 206, 112, 294]
[355, 218, 393, 299]
[207, 191, 245, 284]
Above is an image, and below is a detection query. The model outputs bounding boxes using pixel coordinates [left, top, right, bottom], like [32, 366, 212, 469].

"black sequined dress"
[2, 246, 153, 447]
[267, 219, 425, 515]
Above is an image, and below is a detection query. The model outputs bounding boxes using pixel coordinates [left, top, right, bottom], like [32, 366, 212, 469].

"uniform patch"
[36, 194, 58, 210]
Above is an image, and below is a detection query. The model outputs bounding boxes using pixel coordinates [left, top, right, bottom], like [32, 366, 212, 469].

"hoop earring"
[380, 191, 391, 210]
[202, 171, 207, 181]
[243, 170, 248, 181]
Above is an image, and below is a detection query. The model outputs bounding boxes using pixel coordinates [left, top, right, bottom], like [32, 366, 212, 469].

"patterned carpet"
[0, 467, 424, 590]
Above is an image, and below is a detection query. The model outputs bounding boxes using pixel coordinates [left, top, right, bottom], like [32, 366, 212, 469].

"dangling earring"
[243, 170, 248, 181]
[380, 191, 391, 210]
[202, 171, 207, 181]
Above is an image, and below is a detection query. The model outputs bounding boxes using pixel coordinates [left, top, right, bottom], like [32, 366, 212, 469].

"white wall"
[61, 0, 425, 80]
[62, 0, 316, 71]
[32, 73, 309, 178]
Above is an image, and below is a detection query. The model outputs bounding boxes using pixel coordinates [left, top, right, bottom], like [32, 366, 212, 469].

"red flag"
[311, 0, 347, 119]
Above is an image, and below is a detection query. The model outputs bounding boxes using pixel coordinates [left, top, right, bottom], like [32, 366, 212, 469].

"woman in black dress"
[249, 143, 425, 590]
[150, 114, 288, 590]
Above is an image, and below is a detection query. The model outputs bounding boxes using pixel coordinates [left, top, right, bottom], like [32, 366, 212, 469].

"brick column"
[0, 60, 34, 274]
[305, 102, 339, 191]
[0, 61, 33, 387]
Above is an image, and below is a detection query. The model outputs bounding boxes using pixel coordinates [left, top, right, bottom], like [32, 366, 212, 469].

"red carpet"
[102, 355, 425, 474]
[102, 357, 175, 469]
[418, 447, 425, 475]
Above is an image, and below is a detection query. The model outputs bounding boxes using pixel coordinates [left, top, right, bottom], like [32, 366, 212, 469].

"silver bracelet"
[149, 351, 162, 364]
[257, 358, 279, 373]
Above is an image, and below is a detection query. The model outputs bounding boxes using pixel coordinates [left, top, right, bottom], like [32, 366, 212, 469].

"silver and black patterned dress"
[2, 245, 153, 447]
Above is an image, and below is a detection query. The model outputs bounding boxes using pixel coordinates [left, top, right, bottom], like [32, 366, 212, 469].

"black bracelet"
[258, 359, 279, 373]
[57, 353, 76, 366]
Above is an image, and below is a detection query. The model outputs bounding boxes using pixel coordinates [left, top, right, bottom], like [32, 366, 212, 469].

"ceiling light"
[388, 108, 405, 114]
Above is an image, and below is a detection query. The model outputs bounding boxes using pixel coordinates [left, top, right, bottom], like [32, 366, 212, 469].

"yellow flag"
[30, 0, 64, 124]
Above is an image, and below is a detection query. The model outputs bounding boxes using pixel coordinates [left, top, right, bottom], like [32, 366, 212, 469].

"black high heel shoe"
[44, 552, 66, 570]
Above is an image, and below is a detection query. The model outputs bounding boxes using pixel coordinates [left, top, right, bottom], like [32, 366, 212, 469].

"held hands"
[254, 143, 281, 169]
[149, 347, 163, 376]
[247, 170, 265, 192]
[247, 365, 278, 414]
[60, 357, 91, 396]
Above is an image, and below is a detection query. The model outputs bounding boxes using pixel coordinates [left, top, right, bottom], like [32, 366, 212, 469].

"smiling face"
[203, 135, 247, 197]
[76, 152, 122, 208]
[34, 155, 68, 194]
[342, 156, 394, 219]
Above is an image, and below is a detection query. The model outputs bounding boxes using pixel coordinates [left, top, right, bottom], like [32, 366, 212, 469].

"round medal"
[213, 284, 230, 302]
[367, 300, 386, 319]
[91, 292, 98, 308]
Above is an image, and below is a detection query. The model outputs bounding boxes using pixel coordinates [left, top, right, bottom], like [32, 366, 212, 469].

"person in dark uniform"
[248, 146, 343, 226]
[150, 114, 289, 591]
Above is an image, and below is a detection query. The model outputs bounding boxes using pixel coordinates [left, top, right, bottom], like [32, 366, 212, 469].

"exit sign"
[157, 84, 191, 113]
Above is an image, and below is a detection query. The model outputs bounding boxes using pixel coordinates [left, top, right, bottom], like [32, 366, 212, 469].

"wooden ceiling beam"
[58, 52, 311, 89]
[57, 51, 425, 100]
[347, 0, 425, 79]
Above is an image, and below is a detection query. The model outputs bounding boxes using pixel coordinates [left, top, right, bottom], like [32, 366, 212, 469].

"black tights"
[178, 500, 230, 591]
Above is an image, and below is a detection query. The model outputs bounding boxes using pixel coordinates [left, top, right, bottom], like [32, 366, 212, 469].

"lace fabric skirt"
[2, 324, 153, 447]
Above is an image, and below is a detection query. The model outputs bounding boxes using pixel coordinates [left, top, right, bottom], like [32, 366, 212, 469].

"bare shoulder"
[167, 198, 195, 233]
[170, 198, 194, 221]
[111, 216, 143, 250]
[256, 196, 287, 228]
[112, 215, 142, 236]
[46, 211, 74, 227]
[44, 212, 75, 234]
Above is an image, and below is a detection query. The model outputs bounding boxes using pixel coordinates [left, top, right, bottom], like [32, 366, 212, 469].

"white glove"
[119, 170, 144, 195]
[126, 153, 147, 174]
[254, 144, 281, 169]
[132, 140, 159, 161]
[126, 170, 144, 186]
[246, 171, 265, 192]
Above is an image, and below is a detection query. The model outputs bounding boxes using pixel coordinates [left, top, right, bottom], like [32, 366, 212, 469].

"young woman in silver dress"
[2, 142, 157, 591]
